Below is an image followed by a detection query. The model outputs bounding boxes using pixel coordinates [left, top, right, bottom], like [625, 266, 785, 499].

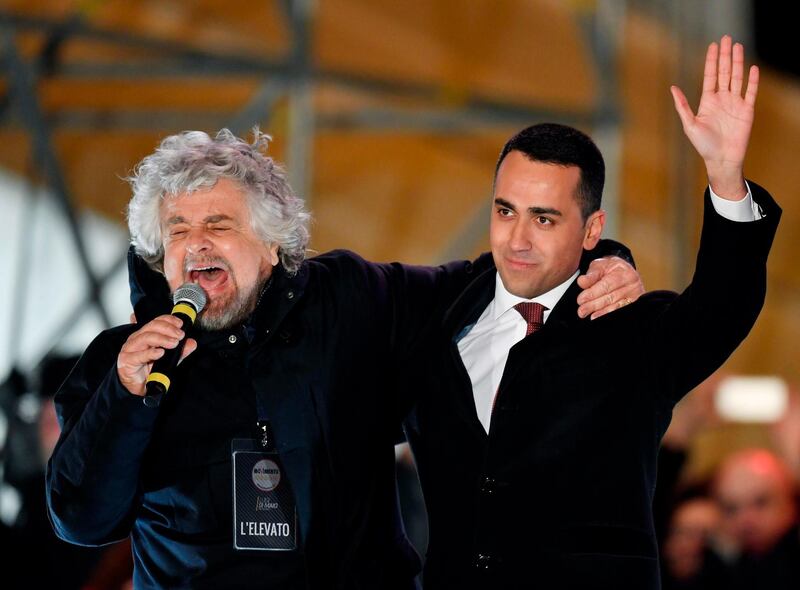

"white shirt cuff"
[709, 181, 762, 221]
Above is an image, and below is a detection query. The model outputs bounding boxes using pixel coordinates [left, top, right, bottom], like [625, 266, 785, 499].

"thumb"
[670, 85, 694, 131]
[178, 338, 198, 365]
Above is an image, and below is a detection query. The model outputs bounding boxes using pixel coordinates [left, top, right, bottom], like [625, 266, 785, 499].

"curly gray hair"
[126, 128, 310, 275]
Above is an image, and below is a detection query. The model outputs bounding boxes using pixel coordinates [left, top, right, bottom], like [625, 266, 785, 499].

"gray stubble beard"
[197, 271, 268, 331]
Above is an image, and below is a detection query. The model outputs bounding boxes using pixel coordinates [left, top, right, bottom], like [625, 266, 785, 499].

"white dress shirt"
[458, 185, 760, 433]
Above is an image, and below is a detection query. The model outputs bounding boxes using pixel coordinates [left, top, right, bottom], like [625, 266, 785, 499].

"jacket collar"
[541, 276, 583, 332]
[443, 263, 496, 340]
[443, 261, 585, 338]
[126, 245, 309, 343]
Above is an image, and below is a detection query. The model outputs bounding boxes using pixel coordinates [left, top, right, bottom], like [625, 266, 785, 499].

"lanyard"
[254, 393, 275, 451]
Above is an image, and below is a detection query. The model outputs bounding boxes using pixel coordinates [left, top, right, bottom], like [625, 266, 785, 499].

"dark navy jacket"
[46, 249, 493, 589]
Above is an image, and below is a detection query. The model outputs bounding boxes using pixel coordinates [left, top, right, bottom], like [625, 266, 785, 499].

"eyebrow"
[165, 214, 234, 225]
[494, 198, 562, 217]
[204, 214, 234, 224]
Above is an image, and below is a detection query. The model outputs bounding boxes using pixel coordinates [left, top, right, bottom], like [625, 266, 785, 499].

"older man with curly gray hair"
[126, 128, 309, 331]
[128, 128, 309, 275]
[46, 126, 643, 590]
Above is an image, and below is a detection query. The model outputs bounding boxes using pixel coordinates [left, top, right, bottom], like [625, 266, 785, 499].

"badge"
[231, 439, 297, 551]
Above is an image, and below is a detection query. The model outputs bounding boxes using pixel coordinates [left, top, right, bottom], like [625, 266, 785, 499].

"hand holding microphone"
[117, 283, 206, 406]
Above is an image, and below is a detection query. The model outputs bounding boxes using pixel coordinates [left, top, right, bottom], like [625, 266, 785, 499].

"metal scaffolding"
[0, 1, 624, 370]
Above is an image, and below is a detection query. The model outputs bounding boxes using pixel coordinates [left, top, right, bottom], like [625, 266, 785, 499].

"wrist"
[706, 166, 747, 200]
[117, 370, 145, 397]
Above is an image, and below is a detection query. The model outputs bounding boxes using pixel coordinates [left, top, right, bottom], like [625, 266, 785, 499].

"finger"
[576, 277, 612, 307]
[579, 294, 614, 319]
[178, 338, 198, 365]
[731, 42, 744, 96]
[130, 317, 185, 341]
[118, 346, 166, 369]
[717, 35, 732, 92]
[576, 268, 603, 291]
[621, 280, 646, 300]
[576, 274, 593, 289]
[122, 330, 183, 353]
[670, 86, 694, 132]
[744, 64, 759, 106]
[702, 41, 719, 93]
[576, 265, 603, 288]
[131, 314, 182, 330]
[577, 288, 618, 318]
[578, 265, 636, 305]
[590, 296, 634, 320]
[580, 275, 644, 318]
[153, 314, 184, 329]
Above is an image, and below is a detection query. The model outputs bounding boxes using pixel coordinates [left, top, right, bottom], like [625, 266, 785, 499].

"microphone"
[143, 283, 207, 408]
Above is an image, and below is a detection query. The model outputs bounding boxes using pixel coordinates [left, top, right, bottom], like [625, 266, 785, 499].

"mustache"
[183, 255, 232, 275]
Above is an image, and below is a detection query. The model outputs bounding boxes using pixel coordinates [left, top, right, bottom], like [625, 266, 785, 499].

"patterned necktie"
[513, 302, 547, 336]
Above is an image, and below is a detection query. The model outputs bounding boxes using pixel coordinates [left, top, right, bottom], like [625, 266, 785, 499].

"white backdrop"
[0, 169, 132, 382]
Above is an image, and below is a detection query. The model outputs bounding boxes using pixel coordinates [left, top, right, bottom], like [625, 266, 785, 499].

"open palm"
[671, 36, 759, 195]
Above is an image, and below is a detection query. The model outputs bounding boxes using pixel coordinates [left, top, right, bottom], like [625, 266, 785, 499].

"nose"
[185, 226, 212, 255]
[508, 218, 531, 252]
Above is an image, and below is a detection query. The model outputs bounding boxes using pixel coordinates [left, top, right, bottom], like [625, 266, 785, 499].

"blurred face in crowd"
[714, 450, 798, 555]
[160, 178, 279, 330]
[490, 152, 604, 298]
[662, 498, 721, 581]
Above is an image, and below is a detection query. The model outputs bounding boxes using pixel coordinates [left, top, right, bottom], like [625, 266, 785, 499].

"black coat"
[46, 249, 487, 590]
[405, 184, 781, 590]
[45, 239, 630, 589]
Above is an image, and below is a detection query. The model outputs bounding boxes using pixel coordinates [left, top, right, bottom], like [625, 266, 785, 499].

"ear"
[582, 210, 605, 250]
[268, 243, 280, 266]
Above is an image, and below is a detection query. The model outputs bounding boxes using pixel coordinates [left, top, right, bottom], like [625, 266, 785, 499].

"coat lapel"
[495, 277, 584, 399]
[442, 266, 497, 439]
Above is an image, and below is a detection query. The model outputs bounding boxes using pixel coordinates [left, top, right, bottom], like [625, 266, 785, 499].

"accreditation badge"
[231, 439, 297, 551]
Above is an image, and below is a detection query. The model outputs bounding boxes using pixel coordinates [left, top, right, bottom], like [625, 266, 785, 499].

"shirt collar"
[491, 270, 580, 322]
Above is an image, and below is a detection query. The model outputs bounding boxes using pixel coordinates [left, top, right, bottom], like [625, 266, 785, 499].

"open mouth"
[188, 265, 230, 292]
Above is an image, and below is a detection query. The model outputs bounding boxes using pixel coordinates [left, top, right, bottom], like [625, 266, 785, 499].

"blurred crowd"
[656, 373, 800, 589]
[2, 358, 799, 589]
[0, 356, 133, 590]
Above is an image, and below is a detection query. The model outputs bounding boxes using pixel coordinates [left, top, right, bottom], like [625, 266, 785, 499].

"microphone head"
[173, 283, 207, 313]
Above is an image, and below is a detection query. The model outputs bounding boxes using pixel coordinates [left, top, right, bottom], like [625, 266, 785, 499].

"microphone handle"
[143, 309, 194, 407]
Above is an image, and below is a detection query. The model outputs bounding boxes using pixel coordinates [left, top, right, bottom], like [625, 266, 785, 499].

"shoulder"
[635, 289, 679, 307]
[82, 324, 138, 358]
[306, 249, 368, 270]
[304, 249, 373, 286]
[590, 289, 679, 328]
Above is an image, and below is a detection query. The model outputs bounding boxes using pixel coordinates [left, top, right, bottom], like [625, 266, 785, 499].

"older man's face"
[160, 178, 278, 329]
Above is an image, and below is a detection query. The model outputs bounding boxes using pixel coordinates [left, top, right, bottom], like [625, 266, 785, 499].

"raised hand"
[670, 35, 759, 199]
